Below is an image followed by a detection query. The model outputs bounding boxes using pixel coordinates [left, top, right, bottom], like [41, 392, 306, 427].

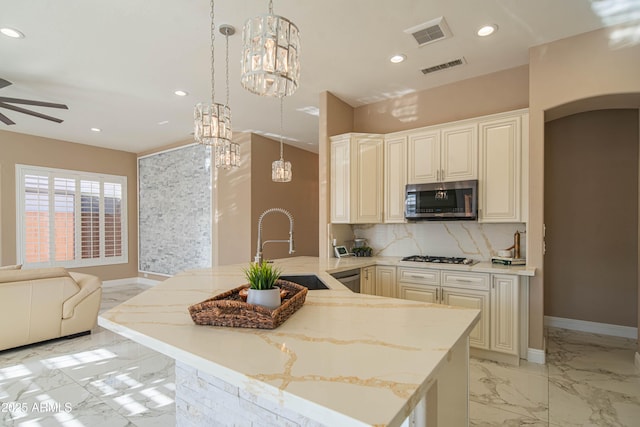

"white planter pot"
[247, 287, 281, 310]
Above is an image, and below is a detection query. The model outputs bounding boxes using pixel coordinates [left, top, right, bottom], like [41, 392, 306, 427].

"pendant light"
[241, 0, 300, 97]
[194, 0, 239, 169]
[272, 97, 292, 182]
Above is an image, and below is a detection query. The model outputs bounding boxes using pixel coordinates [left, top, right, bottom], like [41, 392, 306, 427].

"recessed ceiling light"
[90, 127, 101, 132]
[477, 24, 497, 37]
[174, 90, 188, 96]
[1, 27, 25, 39]
[158, 120, 169, 125]
[390, 54, 406, 64]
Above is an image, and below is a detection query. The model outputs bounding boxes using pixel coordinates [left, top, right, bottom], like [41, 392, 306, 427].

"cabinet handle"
[456, 279, 473, 283]
[409, 274, 426, 279]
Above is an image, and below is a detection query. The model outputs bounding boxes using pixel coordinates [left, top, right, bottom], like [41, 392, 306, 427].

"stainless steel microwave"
[405, 180, 478, 220]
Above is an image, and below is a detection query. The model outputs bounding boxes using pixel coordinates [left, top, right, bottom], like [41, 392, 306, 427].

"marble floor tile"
[546, 327, 640, 427]
[2, 281, 639, 426]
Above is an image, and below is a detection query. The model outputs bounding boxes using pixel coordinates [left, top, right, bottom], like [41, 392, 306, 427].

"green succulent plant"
[244, 261, 282, 290]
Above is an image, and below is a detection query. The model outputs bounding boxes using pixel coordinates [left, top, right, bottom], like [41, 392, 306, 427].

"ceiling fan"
[0, 78, 68, 125]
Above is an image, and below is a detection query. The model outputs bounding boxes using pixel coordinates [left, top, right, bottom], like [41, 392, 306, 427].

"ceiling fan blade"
[0, 111, 15, 125]
[0, 102, 64, 123]
[0, 79, 11, 89]
[0, 96, 68, 109]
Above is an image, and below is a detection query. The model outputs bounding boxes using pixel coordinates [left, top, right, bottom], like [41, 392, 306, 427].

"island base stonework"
[176, 361, 324, 427]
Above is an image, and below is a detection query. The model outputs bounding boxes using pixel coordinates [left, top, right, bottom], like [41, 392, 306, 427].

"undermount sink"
[279, 275, 329, 290]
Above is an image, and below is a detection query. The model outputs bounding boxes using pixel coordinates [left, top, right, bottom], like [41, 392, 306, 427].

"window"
[16, 165, 127, 268]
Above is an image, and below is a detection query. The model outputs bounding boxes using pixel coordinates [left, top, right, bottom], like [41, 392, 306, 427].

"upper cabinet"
[330, 133, 384, 224]
[478, 111, 529, 223]
[384, 135, 407, 223]
[329, 109, 528, 225]
[407, 123, 477, 184]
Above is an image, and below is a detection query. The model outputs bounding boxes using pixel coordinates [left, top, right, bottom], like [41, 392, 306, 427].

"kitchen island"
[99, 257, 480, 426]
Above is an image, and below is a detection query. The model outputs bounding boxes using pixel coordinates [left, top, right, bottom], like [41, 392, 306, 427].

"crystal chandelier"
[272, 98, 292, 182]
[241, 0, 300, 97]
[194, 0, 239, 169]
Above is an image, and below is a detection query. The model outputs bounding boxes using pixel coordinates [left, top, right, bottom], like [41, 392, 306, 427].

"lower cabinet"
[360, 265, 397, 297]
[398, 267, 520, 359]
[441, 287, 490, 350]
[490, 274, 519, 356]
[375, 266, 396, 298]
[360, 266, 376, 295]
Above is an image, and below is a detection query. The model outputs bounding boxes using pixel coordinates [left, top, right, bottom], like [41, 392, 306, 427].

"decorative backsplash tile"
[138, 144, 212, 275]
[352, 222, 526, 260]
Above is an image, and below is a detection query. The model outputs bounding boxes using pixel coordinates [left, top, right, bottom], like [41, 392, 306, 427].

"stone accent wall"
[138, 145, 211, 275]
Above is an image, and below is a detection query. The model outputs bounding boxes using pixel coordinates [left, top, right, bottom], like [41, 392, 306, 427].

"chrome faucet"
[254, 208, 295, 264]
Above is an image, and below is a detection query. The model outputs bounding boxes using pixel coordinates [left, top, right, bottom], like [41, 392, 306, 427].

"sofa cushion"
[0, 264, 22, 270]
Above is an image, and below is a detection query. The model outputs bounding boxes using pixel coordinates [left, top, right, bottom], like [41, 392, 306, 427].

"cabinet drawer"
[398, 267, 440, 285]
[441, 271, 489, 291]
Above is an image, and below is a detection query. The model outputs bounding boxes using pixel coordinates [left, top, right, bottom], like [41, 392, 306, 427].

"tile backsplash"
[351, 222, 526, 261]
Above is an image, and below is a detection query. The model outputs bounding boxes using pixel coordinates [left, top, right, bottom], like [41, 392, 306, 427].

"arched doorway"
[543, 99, 639, 338]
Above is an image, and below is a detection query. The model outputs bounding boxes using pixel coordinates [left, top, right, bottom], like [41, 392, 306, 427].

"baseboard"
[527, 348, 546, 365]
[545, 316, 637, 339]
[103, 277, 160, 287]
[635, 352, 640, 369]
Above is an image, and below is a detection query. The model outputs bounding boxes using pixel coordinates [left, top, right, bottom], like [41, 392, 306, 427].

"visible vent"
[421, 57, 466, 75]
[404, 16, 452, 47]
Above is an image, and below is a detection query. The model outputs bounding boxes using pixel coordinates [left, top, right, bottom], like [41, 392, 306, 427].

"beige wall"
[318, 92, 355, 259]
[0, 130, 138, 280]
[544, 109, 638, 327]
[529, 27, 640, 351]
[354, 65, 529, 134]
[250, 133, 319, 261]
[215, 133, 252, 266]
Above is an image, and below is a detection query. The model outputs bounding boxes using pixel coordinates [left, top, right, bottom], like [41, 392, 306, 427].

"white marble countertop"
[99, 256, 480, 426]
[318, 255, 536, 277]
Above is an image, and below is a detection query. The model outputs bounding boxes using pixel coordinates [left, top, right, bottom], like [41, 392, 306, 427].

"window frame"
[16, 164, 128, 268]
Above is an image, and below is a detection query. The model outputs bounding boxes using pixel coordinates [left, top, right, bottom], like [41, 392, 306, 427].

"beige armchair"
[0, 267, 102, 351]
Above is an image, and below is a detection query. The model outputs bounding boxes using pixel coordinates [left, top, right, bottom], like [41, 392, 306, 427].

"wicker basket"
[188, 279, 308, 329]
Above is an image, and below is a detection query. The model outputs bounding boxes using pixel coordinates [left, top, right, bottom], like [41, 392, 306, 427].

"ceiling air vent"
[421, 57, 466, 75]
[404, 16, 452, 47]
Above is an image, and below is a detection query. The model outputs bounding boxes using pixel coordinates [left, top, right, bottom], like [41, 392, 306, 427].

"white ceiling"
[0, 0, 636, 154]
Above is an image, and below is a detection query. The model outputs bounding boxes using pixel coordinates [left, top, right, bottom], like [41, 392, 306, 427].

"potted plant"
[243, 261, 282, 310]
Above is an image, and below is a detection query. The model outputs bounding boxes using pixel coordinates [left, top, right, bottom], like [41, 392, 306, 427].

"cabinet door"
[384, 136, 407, 223]
[398, 283, 438, 303]
[442, 287, 489, 350]
[478, 115, 522, 222]
[490, 274, 519, 356]
[441, 123, 478, 182]
[408, 130, 440, 184]
[330, 137, 351, 223]
[360, 267, 376, 295]
[375, 266, 396, 298]
[354, 136, 383, 223]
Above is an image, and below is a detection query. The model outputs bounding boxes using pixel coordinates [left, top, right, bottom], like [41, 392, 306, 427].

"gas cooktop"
[401, 255, 477, 265]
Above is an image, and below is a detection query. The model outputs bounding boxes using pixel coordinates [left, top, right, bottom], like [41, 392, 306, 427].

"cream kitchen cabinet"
[478, 110, 529, 223]
[490, 274, 520, 356]
[398, 267, 439, 303]
[383, 135, 407, 223]
[398, 267, 520, 358]
[330, 133, 384, 224]
[360, 266, 376, 295]
[375, 265, 396, 298]
[440, 270, 491, 350]
[399, 268, 489, 350]
[407, 122, 478, 184]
